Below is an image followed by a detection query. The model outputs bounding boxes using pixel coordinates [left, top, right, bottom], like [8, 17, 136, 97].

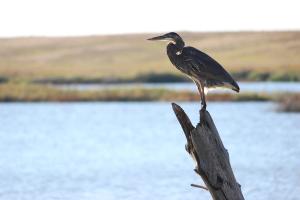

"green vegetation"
[33, 73, 188, 84]
[0, 31, 299, 83]
[0, 83, 296, 102]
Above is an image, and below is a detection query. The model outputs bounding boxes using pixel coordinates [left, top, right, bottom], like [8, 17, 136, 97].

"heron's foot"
[201, 103, 207, 111]
[199, 105, 208, 126]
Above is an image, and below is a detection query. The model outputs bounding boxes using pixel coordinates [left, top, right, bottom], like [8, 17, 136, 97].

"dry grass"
[0, 83, 198, 102]
[0, 31, 299, 82]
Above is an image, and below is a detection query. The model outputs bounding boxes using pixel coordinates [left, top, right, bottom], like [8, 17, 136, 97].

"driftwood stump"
[172, 103, 244, 200]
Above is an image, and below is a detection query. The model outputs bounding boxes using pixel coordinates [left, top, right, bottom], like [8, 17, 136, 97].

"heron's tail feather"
[230, 80, 240, 93]
[222, 81, 240, 93]
[232, 87, 240, 93]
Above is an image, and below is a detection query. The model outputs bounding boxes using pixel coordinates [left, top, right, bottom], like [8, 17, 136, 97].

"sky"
[0, 0, 299, 37]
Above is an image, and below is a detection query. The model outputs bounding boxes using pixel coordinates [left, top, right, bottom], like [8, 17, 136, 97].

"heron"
[148, 32, 239, 110]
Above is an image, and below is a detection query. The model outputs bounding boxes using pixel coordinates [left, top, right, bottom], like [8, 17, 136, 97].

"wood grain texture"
[172, 103, 244, 200]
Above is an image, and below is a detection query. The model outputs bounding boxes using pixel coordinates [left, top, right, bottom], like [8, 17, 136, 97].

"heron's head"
[148, 32, 182, 43]
[148, 32, 184, 49]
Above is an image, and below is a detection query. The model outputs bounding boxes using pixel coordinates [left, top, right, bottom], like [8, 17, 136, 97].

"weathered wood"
[172, 103, 244, 200]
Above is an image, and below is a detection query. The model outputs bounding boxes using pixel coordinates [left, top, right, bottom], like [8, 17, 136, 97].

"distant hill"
[0, 31, 299, 82]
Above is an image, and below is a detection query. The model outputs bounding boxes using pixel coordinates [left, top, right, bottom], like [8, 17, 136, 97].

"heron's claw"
[200, 101, 207, 111]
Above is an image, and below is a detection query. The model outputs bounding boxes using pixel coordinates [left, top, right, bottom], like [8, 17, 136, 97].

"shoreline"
[1, 82, 299, 111]
[0, 82, 296, 102]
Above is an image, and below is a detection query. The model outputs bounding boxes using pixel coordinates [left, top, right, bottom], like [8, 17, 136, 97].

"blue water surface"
[56, 82, 300, 93]
[0, 102, 299, 200]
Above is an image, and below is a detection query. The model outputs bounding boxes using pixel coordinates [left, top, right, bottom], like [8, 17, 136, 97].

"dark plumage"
[148, 32, 239, 109]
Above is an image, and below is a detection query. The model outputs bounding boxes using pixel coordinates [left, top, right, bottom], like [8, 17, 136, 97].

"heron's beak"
[147, 35, 167, 41]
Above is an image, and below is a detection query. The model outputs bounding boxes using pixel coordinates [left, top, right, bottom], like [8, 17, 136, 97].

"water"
[56, 82, 300, 93]
[0, 102, 299, 200]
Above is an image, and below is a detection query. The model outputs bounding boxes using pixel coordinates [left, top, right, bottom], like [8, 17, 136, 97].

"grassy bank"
[0, 31, 299, 83]
[0, 83, 200, 102]
[0, 83, 294, 102]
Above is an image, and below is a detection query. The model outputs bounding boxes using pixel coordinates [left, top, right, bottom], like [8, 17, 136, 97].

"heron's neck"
[167, 43, 184, 68]
[167, 39, 184, 56]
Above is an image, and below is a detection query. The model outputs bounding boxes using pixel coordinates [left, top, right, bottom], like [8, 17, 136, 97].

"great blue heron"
[148, 32, 239, 110]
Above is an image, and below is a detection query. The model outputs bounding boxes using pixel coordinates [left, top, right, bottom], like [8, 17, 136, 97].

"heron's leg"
[195, 81, 204, 106]
[200, 83, 207, 110]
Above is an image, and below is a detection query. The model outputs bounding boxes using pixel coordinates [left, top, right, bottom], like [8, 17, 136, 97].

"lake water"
[56, 82, 300, 93]
[0, 102, 299, 200]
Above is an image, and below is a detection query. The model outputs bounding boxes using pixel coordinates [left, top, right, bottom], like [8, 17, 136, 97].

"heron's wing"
[182, 46, 239, 91]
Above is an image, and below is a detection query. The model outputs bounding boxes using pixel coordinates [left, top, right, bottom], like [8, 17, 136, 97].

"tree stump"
[172, 103, 245, 200]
